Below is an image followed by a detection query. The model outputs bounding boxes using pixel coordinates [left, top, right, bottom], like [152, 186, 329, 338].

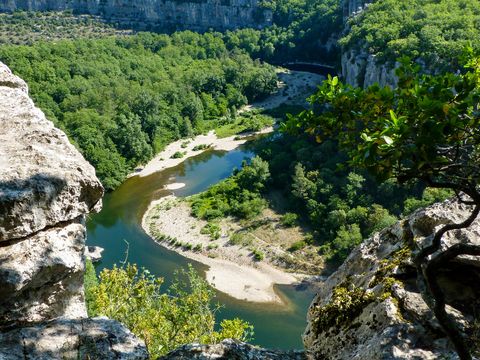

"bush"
[192, 144, 211, 151]
[87, 264, 253, 358]
[171, 151, 185, 159]
[281, 212, 298, 227]
[252, 248, 264, 261]
[288, 240, 306, 252]
[200, 222, 221, 240]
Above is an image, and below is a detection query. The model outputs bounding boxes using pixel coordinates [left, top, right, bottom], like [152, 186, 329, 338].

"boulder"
[303, 199, 480, 359]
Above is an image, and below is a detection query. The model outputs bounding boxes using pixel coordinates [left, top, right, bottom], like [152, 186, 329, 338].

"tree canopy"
[284, 52, 480, 359]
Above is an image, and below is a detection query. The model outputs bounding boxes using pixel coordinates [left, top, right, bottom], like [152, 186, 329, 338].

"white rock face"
[304, 199, 480, 359]
[341, 49, 398, 88]
[85, 245, 105, 263]
[0, 317, 149, 359]
[0, 0, 272, 31]
[0, 63, 103, 242]
[0, 62, 148, 358]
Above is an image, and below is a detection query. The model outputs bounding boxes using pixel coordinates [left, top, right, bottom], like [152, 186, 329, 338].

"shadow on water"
[86, 144, 316, 350]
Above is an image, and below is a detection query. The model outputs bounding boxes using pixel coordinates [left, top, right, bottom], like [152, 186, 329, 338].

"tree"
[284, 53, 480, 359]
[87, 263, 253, 359]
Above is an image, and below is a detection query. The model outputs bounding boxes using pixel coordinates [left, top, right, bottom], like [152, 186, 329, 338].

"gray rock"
[0, 218, 87, 325]
[0, 317, 149, 360]
[0, 0, 272, 32]
[303, 199, 480, 359]
[85, 245, 105, 263]
[0, 62, 104, 243]
[0, 61, 148, 358]
[160, 339, 306, 360]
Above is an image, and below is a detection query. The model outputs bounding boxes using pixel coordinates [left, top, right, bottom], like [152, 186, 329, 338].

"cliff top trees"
[284, 52, 480, 359]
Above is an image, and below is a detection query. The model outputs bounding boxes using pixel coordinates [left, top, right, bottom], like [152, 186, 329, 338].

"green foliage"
[200, 222, 221, 240]
[171, 151, 185, 159]
[288, 240, 307, 252]
[225, 0, 343, 63]
[87, 263, 253, 359]
[287, 54, 480, 199]
[280, 212, 298, 227]
[248, 133, 426, 263]
[192, 144, 211, 151]
[0, 32, 276, 189]
[340, 0, 480, 70]
[403, 188, 453, 215]
[252, 248, 265, 261]
[312, 284, 375, 333]
[0, 11, 131, 45]
[215, 112, 274, 138]
[84, 259, 98, 317]
[190, 156, 270, 220]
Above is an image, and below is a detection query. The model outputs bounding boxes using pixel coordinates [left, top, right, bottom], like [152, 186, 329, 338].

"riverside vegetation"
[3, 0, 480, 358]
[0, 32, 277, 189]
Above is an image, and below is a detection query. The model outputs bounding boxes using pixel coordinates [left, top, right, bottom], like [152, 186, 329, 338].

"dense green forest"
[0, 32, 277, 189]
[189, 130, 451, 263]
[224, 0, 343, 63]
[340, 0, 480, 70]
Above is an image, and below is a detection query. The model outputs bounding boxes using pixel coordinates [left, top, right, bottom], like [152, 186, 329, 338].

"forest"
[0, 32, 277, 189]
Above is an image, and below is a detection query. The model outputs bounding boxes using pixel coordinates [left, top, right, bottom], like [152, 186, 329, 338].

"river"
[86, 68, 325, 350]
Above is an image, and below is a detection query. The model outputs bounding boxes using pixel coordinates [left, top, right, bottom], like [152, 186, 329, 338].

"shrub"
[252, 248, 264, 261]
[171, 151, 184, 159]
[281, 212, 298, 227]
[86, 264, 253, 358]
[200, 222, 221, 240]
[288, 240, 306, 252]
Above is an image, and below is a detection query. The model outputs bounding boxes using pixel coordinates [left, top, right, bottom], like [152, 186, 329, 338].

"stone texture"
[0, 317, 149, 359]
[0, 218, 87, 325]
[0, 63, 103, 242]
[303, 199, 480, 359]
[0, 0, 272, 32]
[0, 61, 148, 358]
[85, 245, 105, 263]
[341, 48, 398, 88]
[161, 339, 306, 360]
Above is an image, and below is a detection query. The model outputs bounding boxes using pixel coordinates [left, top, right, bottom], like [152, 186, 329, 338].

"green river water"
[86, 143, 317, 350]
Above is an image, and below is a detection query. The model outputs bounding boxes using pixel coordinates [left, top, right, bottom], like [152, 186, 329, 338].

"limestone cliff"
[0, 0, 272, 31]
[0, 62, 148, 359]
[304, 199, 480, 359]
[340, 0, 399, 88]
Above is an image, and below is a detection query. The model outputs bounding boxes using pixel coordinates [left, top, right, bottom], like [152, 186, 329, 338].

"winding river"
[86, 69, 324, 350]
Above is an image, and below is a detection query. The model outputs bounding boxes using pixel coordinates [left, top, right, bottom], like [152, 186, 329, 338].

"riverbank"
[130, 126, 273, 178]
[142, 196, 311, 304]
[130, 69, 324, 179]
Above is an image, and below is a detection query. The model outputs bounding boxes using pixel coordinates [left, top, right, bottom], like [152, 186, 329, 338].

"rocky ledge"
[160, 339, 306, 360]
[0, 62, 148, 358]
[304, 199, 480, 359]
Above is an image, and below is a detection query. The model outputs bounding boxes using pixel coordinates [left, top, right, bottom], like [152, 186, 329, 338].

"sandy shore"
[164, 183, 186, 190]
[130, 69, 324, 178]
[142, 196, 300, 304]
[131, 127, 273, 178]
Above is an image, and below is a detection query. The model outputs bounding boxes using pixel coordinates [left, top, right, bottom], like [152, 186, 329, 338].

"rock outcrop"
[340, 0, 399, 88]
[341, 49, 397, 88]
[160, 339, 306, 360]
[0, 0, 272, 32]
[304, 199, 480, 359]
[0, 62, 148, 358]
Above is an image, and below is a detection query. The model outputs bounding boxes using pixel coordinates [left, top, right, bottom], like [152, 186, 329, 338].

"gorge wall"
[0, 0, 272, 31]
[340, 0, 398, 88]
[304, 199, 480, 359]
[0, 62, 148, 359]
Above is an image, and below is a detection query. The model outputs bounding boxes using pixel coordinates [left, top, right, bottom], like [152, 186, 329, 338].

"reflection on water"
[87, 145, 316, 349]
